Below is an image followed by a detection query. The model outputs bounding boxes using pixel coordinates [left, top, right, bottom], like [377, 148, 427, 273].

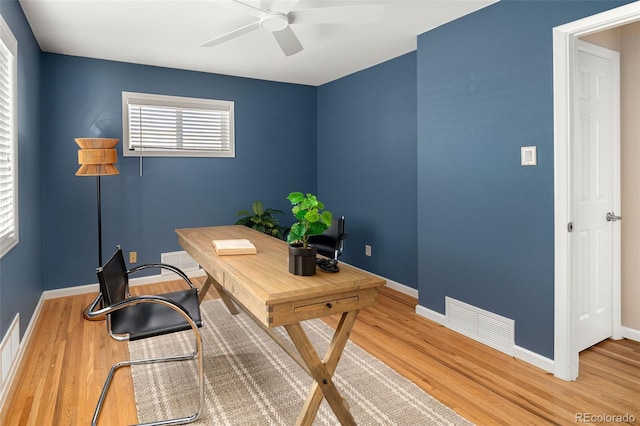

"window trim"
[0, 15, 18, 259]
[122, 91, 235, 158]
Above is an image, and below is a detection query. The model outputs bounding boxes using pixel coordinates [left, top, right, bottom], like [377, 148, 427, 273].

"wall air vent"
[160, 250, 200, 275]
[445, 297, 515, 356]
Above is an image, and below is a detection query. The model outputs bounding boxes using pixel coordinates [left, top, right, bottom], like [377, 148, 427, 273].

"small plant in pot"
[235, 200, 284, 238]
[286, 192, 332, 276]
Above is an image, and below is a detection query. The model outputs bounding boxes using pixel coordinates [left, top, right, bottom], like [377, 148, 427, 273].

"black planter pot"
[288, 244, 317, 276]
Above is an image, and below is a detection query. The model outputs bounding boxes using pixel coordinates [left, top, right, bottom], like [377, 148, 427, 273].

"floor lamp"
[75, 137, 119, 267]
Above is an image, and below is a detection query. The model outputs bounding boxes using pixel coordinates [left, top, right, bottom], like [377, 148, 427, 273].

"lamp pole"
[97, 175, 103, 266]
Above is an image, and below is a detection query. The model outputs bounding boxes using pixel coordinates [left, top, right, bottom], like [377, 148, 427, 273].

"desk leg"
[201, 274, 239, 315]
[198, 276, 212, 303]
[285, 310, 359, 426]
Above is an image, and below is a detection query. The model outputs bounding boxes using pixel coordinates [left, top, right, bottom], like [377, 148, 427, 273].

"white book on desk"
[211, 239, 257, 255]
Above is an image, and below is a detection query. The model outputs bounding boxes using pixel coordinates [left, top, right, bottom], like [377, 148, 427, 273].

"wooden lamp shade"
[75, 138, 119, 176]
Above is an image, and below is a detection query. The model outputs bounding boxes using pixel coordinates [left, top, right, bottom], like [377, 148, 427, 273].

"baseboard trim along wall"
[623, 326, 640, 343]
[415, 302, 555, 374]
[385, 278, 418, 299]
[339, 261, 418, 299]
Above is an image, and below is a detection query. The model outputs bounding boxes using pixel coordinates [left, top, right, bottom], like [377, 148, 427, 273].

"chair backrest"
[309, 216, 346, 259]
[324, 216, 345, 240]
[97, 246, 129, 307]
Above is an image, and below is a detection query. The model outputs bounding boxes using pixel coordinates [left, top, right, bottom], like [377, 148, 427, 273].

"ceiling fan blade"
[268, 0, 300, 14]
[228, 0, 269, 18]
[200, 21, 261, 47]
[272, 26, 303, 56]
[289, 5, 384, 25]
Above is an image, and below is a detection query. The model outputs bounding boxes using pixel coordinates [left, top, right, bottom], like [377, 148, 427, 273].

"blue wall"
[40, 54, 317, 290]
[0, 1, 42, 338]
[417, 0, 632, 359]
[317, 52, 418, 288]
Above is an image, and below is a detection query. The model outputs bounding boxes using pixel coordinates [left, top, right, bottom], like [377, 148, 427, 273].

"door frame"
[553, 1, 640, 381]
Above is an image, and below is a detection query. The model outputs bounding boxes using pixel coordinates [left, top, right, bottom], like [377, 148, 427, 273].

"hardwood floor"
[1, 279, 638, 425]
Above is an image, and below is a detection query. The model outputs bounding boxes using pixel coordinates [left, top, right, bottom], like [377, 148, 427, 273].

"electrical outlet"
[365, 245, 372, 257]
[129, 251, 137, 263]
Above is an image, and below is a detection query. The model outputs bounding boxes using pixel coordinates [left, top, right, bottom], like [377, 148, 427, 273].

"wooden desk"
[176, 225, 385, 425]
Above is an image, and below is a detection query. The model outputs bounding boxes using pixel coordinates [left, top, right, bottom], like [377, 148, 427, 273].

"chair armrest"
[128, 263, 196, 289]
[83, 293, 105, 321]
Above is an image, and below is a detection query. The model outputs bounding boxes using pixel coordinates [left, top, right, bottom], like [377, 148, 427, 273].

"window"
[122, 92, 235, 158]
[0, 16, 18, 259]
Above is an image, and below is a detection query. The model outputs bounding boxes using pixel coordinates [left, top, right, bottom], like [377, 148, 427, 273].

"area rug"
[129, 299, 472, 425]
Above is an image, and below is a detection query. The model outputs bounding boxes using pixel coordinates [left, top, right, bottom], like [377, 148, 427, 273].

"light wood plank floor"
[1, 279, 638, 425]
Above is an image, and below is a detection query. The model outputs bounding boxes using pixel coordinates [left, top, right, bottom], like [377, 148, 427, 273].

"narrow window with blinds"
[122, 92, 235, 158]
[0, 16, 18, 259]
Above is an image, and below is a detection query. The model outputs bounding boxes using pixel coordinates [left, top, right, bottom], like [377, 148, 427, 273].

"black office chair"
[83, 246, 204, 426]
[309, 216, 346, 272]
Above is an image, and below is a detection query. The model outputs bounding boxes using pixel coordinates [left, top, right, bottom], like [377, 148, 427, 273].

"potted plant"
[286, 192, 332, 276]
[235, 200, 284, 238]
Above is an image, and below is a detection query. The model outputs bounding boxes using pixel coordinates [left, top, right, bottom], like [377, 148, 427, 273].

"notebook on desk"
[211, 239, 257, 255]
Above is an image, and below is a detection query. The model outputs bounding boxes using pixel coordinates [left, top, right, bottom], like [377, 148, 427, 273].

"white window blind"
[123, 92, 235, 158]
[0, 16, 18, 259]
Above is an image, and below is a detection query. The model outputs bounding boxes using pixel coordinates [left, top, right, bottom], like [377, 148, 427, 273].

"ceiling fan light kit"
[201, 0, 384, 57]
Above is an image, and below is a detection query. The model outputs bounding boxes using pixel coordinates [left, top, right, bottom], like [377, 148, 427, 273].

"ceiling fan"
[201, 0, 385, 57]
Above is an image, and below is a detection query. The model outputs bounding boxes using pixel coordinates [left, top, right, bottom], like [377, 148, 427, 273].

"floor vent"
[160, 250, 200, 275]
[445, 297, 515, 355]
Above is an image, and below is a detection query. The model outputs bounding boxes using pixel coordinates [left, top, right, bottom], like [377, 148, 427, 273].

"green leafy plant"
[235, 200, 284, 238]
[286, 192, 332, 249]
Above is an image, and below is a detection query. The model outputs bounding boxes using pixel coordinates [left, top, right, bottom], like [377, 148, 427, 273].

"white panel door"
[573, 40, 620, 353]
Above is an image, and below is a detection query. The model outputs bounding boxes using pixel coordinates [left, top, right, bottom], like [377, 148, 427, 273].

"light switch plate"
[521, 146, 537, 166]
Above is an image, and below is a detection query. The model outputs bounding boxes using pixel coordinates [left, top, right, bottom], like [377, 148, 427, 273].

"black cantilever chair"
[308, 216, 346, 272]
[83, 245, 204, 426]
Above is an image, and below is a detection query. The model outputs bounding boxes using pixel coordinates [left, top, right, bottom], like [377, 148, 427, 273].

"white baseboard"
[415, 303, 555, 374]
[513, 345, 555, 373]
[622, 326, 640, 343]
[384, 279, 418, 299]
[415, 304, 445, 325]
[340, 261, 418, 299]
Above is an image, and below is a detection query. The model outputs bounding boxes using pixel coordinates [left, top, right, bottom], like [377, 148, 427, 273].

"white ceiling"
[19, 0, 497, 86]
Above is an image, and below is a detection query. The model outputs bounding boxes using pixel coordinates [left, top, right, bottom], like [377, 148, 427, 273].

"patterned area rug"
[129, 299, 472, 425]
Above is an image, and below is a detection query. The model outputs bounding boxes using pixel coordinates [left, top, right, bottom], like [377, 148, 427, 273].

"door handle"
[606, 212, 622, 222]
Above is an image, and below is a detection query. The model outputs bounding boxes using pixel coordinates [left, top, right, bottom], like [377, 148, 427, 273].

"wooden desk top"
[176, 225, 386, 328]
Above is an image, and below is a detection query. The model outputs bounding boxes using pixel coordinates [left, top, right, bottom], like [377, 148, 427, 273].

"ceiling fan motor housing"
[260, 13, 289, 32]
